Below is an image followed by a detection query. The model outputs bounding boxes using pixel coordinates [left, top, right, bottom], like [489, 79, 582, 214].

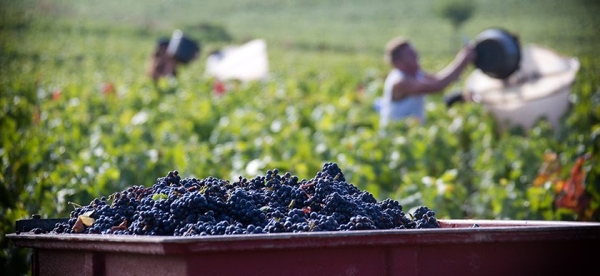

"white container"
[205, 39, 269, 82]
[464, 44, 580, 132]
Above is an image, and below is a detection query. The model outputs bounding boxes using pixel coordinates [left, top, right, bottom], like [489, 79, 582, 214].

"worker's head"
[385, 37, 420, 75]
[155, 38, 170, 55]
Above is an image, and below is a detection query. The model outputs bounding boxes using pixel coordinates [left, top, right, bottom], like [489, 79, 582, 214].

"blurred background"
[1, 1, 599, 275]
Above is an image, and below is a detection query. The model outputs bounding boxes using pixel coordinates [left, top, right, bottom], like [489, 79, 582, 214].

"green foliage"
[1, 1, 600, 275]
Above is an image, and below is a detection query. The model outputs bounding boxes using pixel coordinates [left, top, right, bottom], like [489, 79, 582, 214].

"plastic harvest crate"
[7, 219, 600, 276]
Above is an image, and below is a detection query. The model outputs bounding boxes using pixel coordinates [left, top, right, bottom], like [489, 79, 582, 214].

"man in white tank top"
[379, 37, 476, 129]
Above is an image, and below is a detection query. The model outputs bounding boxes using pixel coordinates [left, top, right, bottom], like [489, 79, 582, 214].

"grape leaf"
[152, 193, 168, 201]
[554, 153, 592, 220]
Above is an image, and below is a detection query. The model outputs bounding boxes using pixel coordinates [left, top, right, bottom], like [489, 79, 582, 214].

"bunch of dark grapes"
[411, 206, 440, 229]
[51, 164, 441, 236]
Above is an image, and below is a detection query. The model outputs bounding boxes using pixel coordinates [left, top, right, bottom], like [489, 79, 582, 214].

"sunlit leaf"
[80, 216, 95, 227]
[152, 193, 168, 201]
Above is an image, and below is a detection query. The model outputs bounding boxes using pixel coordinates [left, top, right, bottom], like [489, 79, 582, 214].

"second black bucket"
[167, 29, 200, 64]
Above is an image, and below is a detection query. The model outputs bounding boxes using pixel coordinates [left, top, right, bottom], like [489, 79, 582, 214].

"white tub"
[464, 44, 580, 132]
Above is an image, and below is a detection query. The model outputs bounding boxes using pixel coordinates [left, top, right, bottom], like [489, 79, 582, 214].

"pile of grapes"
[52, 162, 440, 236]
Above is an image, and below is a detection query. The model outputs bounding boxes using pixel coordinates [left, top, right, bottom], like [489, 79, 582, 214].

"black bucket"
[167, 30, 200, 64]
[473, 28, 521, 79]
